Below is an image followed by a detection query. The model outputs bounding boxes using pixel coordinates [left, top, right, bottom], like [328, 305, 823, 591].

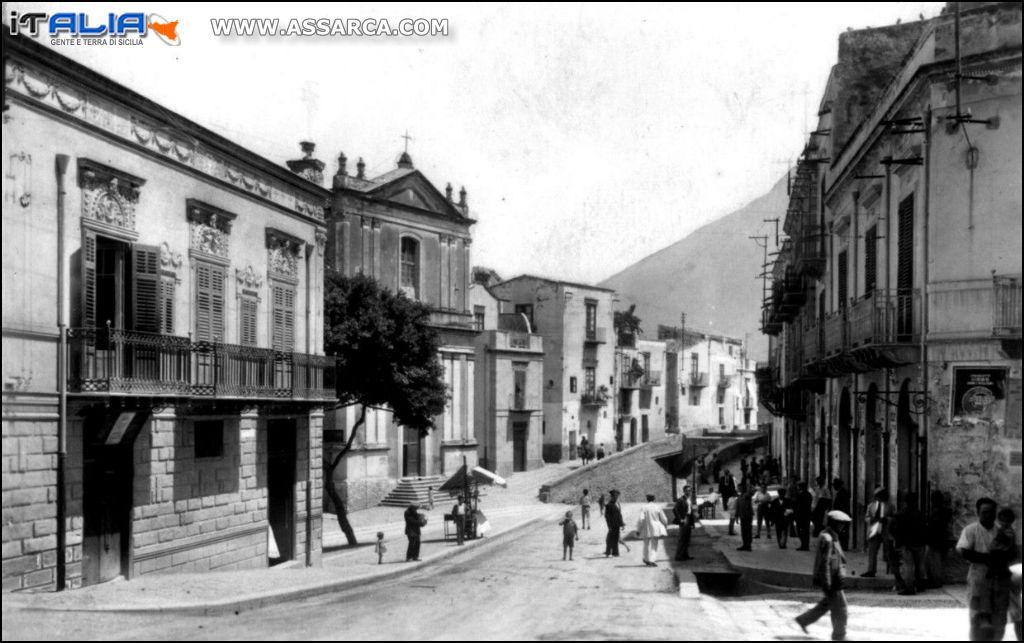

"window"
[838, 249, 849, 309]
[690, 389, 700, 406]
[865, 225, 878, 295]
[240, 293, 258, 346]
[719, 364, 725, 379]
[271, 283, 295, 351]
[474, 305, 486, 330]
[584, 367, 596, 395]
[718, 407, 725, 426]
[728, 345, 733, 357]
[400, 236, 420, 299]
[642, 352, 651, 375]
[717, 388, 726, 405]
[513, 362, 527, 409]
[195, 261, 226, 341]
[160, 273, 175, 334]
[515, 303, 534, 329]
[690, 353, 699, 374]
[585, 300, 597, 339]
[194, 420, 224, 458]
[569, 376, 577, 394]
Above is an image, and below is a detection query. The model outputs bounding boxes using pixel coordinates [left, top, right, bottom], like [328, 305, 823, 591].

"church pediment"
[369, 171, 464, 219]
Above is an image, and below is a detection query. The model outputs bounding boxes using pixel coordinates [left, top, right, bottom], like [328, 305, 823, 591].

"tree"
[614, 304, 643, 339]
[323, 271, 448, 545]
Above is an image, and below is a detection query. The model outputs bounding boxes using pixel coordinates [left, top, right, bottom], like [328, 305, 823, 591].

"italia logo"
[7, 11, 181, 45]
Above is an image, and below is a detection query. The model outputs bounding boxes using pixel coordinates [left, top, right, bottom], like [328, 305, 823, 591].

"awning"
[438, 465, 508, 492]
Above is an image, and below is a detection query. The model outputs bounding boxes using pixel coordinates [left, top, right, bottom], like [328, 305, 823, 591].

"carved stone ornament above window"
[315, 230, 327, 257]
[187, 199, 237, 260]
[160, 242, 183, 270]
[77, 159, 145, 235]
[266, 228, 305, 281]
[236, 265, 264, 289]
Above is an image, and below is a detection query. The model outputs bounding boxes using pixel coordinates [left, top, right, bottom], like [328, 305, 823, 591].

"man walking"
[604, 489, 624, 557]
[673, 483, 693, 561]
[636, 494, 669, 566]
[957, 497, 1011, 641]
[796, 510, 852, 641]
[736, 483, 755, 551]
[404, 502, 424, 561]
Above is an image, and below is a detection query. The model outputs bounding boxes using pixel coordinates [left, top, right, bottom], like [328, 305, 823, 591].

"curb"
[8, 511, 557, 616]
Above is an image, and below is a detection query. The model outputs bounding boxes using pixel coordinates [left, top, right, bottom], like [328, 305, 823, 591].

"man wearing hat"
[604, 489, 625, 557]
[404, 502, 425, 562]
[796, 510, 851, 641]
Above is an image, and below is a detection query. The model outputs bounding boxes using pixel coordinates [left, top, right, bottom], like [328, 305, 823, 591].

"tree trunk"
[325, 466, 358, 546]
[323, 403, 367, 547]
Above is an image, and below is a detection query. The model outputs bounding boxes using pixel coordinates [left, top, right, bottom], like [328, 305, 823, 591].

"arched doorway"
[897, 379, 918, 498]
[838, 389, 852, 489]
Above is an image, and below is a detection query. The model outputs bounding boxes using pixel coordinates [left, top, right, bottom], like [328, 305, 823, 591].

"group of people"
[705, 455, 782, 487]
[558, 488, 687, 567]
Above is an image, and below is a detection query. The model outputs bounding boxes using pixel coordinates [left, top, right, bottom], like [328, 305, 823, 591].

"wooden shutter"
[897, 195, 914, 292]
[132, 245, 161, 333]
[81, 229, 97, 328]
[240, 297, 257, 346]
[161, 275, 175, 334]
[864, 225, 877, 295]
[837, 250, 848, 310]
[272, 284, 295, 352]
[195, 262, 225, 342]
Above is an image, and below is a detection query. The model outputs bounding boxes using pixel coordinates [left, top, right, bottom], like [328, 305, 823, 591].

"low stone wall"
[539, 437, 682, 504]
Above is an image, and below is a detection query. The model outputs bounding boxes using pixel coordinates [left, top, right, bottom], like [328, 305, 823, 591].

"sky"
[8, 2, 946, 284]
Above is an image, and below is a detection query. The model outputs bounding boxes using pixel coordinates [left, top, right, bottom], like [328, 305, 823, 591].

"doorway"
[267, 419, 296, 565]
[402, 426, 423, 477]
[82, 413, 136, 586]
[897, 379, 918, 498]
[512, 422, 528, 472]
[838, 389, 852, 488]
[629, 418, 638, 447]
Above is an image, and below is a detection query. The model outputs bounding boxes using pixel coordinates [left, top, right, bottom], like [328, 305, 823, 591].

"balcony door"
[896, 195, 915, 340]
[402, 426, 423, 477]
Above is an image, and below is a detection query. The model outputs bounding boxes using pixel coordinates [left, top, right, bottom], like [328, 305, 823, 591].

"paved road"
[3, 513, 719, 641]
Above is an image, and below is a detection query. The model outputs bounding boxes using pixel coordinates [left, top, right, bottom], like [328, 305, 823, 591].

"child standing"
[375, 531, 387, 565]
[580, 489, 592, 530]
[560, 510, 580, 561]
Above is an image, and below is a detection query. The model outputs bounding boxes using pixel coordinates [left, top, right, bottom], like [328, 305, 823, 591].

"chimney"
[356, 157, 366, 180]
[337, 152, 348, 177]
[286, 141, 325, 186]
[445, 183, 453, 202]
[458, 186, 467, 210]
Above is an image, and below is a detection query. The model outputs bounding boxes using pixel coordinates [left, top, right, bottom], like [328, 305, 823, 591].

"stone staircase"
[378, 476, 445, 508]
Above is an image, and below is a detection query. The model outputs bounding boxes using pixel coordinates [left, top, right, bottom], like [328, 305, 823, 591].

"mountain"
[599, 176, 789, 360]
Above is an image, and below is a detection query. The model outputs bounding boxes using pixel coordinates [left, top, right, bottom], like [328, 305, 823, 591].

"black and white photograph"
[2, 2, 1021, 640]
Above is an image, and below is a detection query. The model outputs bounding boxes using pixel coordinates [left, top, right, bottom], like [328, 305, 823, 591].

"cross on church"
[401, 130, 414, 153]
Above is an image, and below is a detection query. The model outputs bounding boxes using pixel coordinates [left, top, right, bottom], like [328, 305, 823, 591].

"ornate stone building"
[323, 150, 479, 509]
[2, 34, 333, 590]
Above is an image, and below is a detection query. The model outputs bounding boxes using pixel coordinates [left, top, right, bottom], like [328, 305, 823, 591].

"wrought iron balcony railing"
[689, 372, 709, 387]
[848, 289, 921, 348]
[67, 327, 336, 401]
[580, 389, 609, 406]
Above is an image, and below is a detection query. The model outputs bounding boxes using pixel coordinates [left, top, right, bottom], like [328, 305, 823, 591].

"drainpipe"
[883, 151, 893, 492]
[304, 242, 313, 567]
[920, 108, 932, 504]
[55, 154, 70, 590]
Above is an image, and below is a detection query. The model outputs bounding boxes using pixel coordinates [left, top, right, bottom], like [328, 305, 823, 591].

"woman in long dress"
[636, 494, 669, 567]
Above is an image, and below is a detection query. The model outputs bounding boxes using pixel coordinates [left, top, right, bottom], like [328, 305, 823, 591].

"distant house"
[491, 276, 617, 461]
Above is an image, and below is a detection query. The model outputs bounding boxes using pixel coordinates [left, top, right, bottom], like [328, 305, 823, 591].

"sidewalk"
[2, 503, 564, 615]
[700, 518, 967, 604]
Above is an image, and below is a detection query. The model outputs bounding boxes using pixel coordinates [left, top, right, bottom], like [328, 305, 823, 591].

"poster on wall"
[951, 367, 1008, 422]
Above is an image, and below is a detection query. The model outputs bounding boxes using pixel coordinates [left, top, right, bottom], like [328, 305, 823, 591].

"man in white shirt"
[957, 497, 1009, 641]
[863, 487, 896, 578]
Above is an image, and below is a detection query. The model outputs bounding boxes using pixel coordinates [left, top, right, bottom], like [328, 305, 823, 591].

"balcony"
[994, 276, 1021, 338]
[427, 309, 480, 331]
[641, 370, 662, 388]
[717, 374, 732, 389]
[795, 229, 826, 278]
[67, 327, 336, 401]
[802, 320, 822, 364]
[848, 289, 921, 348]
[584, 327, 608, 345]
[823, 309, 848, 356]
[508, 392, 539, 412]
[689, 372, 709, 387]
[580, 388, 610, 407]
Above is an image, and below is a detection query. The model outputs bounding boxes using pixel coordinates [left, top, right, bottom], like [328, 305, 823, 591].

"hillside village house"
[616, 335, 669, 447]
[758, 3, 1022, 544]
[469, 283, 545, 476]
[491, 276, 617, 461]
[2, 34, 333, 591]
[323, 150, 479, 509]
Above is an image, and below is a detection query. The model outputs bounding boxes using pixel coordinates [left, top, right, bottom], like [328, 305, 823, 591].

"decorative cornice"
[266, 228, 304, 281]
[77, 159, 144, 234]
[5, 57, 327, 223]
[235, 265, 264, 290]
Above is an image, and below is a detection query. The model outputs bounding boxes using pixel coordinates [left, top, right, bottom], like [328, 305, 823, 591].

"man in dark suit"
[404, 503, 424, 561]
[719, 470, 738, 534]
[673, 484, 693, 561]
[604, 489, 625, 557]
[795, 480, 814, 551]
